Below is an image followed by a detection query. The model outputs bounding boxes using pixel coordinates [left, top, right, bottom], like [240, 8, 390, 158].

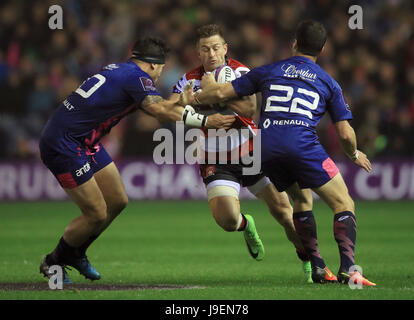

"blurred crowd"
[0, 0, 413, 160]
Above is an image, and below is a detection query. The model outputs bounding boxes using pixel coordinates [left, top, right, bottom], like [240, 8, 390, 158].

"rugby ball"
[214, 65, 236, 83]
[212, 65, 236, 111]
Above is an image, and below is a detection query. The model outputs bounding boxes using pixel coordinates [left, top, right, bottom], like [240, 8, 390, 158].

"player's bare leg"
[313, 173, 375, 286]
[287, 184, 337, 283]
[255, 183, 313, 282]
[94, 162, 128, 232]
[255, 184, 305, 253]
[208, 191, 264, 261]
[40, 177, 107, 282]
[77, 162, 128, 256]
[63, 178, 108, 247]
[209, 195, 241, 232]
[312, 173, 354, 214]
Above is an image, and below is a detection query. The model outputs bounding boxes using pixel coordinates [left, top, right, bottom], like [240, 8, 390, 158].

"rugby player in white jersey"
[170, 24, 313, 282]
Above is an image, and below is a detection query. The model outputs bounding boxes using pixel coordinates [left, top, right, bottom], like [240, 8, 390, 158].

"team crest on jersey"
[205, 165, 215, 177]
[140, 77, 157, 91]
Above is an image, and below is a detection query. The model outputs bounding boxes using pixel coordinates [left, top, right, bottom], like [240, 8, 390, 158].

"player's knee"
[83, 202, 108, 227]
[109, 195, 128, 217]
[333, 194, 355, 213]
[85, 212, 107, 229]
[213, 210, 239, 232]
[277, 212, 294, 228]
[221, 216, 239, 232]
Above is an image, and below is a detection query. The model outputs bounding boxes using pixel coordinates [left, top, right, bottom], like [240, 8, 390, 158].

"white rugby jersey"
[173, 59, 257, 163]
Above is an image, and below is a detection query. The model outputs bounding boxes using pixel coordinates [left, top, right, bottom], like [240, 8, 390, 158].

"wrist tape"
[182, 105, 207, 127]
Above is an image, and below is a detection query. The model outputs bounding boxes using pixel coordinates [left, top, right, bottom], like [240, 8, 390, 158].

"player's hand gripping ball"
[211, 65, 236, 111]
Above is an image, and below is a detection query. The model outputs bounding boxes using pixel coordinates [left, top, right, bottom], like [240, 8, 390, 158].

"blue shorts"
[262, 145, 339, 192]
[39, 140, 113, 189]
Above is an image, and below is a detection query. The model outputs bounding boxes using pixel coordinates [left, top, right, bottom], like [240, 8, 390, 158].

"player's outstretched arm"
[334, 120, 372, 172]
[197, 73, 255, 117]
[171, 86, 256, 118]
[141, 95, 235, 129]
[141, 95, 183, 122]
[195, 73, 238, 105]
[226, 95, 257, 118]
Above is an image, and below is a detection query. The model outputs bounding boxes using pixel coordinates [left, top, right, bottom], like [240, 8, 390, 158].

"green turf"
[0, 200, 413, 300]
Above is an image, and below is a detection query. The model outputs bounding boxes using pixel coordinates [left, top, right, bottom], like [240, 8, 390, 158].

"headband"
[131, 51, 165, 64]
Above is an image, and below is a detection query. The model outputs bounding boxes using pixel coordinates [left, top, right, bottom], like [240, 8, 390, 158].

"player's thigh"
[40, 142, 107, 221]
[312, 173, 354, 213]
[65, 178, 107, 223]
[93, 162, 128, 216]
[244, 171, 292, 217]
[207, 180, 241, 224]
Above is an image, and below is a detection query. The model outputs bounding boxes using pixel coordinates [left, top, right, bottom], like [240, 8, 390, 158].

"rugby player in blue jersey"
[191, 21, 375, 286]
[39, 37, 235, 284]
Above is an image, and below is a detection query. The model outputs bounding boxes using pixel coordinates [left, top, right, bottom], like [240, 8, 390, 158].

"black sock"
[78, 234, 99, 257]
[293, 211, 326, 269]
[334, 211, 357, 272]
[47, 237, 81, 265]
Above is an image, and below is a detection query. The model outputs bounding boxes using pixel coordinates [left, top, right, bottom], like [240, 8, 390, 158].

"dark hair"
[131, 37, 169, 64]
[295, 20, 327, 56]
[196, 24, 225, 43]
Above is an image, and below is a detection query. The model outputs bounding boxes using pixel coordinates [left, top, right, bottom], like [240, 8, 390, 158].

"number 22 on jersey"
[264, 84, 320, 119]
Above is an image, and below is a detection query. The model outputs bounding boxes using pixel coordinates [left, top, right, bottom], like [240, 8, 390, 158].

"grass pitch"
[0, 200, 413, 300]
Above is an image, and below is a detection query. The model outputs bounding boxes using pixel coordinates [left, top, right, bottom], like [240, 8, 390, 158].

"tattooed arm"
[141, 95, 184, 123]
[140, 95, 236, 129]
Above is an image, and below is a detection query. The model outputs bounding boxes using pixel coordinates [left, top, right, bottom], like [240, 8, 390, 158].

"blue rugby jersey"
[41, 61, 160, 154]
[231, 55, 352, 162]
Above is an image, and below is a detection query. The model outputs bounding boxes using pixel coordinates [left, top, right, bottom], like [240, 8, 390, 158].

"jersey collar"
[292, 55, 316, 64]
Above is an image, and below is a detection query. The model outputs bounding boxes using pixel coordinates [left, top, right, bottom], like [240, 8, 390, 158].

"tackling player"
[169, 24, 313, 282]
[192, 21, 376, 286]
[39, 37, 235, 284]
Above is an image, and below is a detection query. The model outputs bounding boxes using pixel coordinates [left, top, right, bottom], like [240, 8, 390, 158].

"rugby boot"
[39, 255, 72, 284]
[311, 266, 338, 283]
[66, 255, 101, 280]
[337, 270, 376, 286]
[243, 214, 265, 261]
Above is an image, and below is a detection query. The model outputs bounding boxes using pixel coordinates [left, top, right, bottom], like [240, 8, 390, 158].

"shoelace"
[58, 265, 71, 281]
[62, 265, 72, 272]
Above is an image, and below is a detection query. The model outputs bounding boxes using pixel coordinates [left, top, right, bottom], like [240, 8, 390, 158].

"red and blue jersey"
[40, 61, 160, 155]
[232, 55, 352, 163]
